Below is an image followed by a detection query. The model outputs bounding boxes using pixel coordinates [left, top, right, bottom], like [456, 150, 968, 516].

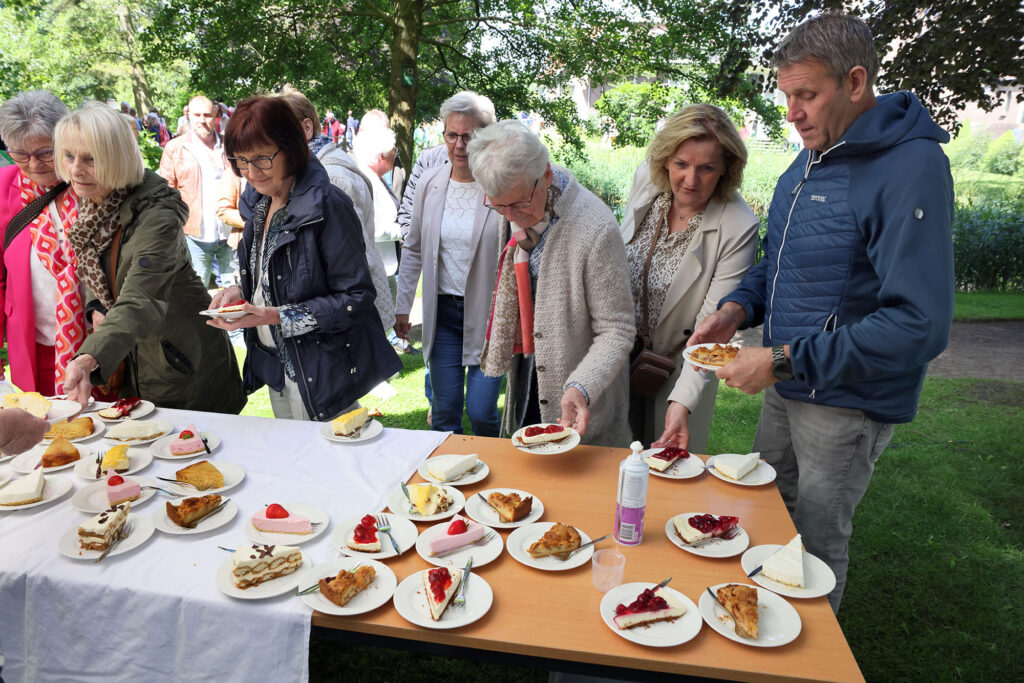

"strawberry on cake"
[673, 513, 740, 545]
[346, 515, 381, 552]
[169, 425, 205, 456]
[645, 446, 690, 472]
[613, 586, 687, 629]
[251, 503, 312, 534]
[428, 515, 485, 556]
[423, 566, 462, 621]
[105, 473, 141, 505]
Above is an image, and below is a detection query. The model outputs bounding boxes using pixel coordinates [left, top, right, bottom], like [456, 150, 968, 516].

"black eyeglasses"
[484, 179, 539, 211]
[9, 148, 54, 163]
[443, 131, 474, 145]
[228, 148, 281, 171]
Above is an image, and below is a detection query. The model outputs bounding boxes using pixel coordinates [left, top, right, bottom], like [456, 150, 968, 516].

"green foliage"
[944, 120, 991, 171]
[137, 131, 163, 171]
[952, 199, 1024, 292]
[982, 131, 1022, 176]
[557, 139, 646, 222]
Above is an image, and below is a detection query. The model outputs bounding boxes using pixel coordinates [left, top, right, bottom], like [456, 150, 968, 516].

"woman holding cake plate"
[53, 102, 245, 413]
[206, 96, 401, 421]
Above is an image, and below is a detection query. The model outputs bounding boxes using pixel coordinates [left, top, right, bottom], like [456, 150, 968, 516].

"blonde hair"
[275, 85, 319, 135]
[647, 104, 747, 201]
[54, 101, 145, 189]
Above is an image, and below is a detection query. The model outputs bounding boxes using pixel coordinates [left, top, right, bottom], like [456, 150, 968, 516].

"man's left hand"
[559, 386, 590, 437]
[717, 347, 776, 395]
[206, 303, 280, 332]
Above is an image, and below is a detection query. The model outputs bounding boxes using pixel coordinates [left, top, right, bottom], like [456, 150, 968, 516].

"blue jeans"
[429, 295, 501, 436]
[753, 385, 894, 613]
[186, 236, 235, 289]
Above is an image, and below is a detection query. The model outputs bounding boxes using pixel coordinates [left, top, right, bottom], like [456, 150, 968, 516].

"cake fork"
[452, 556, 473, 607]
[376, 513, 401, 554]
[94, 519, 133, 563]
[298, 562, 364, 595]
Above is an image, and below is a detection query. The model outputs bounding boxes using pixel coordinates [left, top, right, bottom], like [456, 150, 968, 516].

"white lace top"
[437, 179, 480, 297]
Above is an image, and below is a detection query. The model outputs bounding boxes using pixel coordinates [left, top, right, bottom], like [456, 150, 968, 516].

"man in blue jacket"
[687, 13, 954, 611]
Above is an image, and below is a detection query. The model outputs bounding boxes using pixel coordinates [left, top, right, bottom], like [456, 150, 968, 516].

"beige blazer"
[621, 162, 759, 451]
[395, 164, 501, 364]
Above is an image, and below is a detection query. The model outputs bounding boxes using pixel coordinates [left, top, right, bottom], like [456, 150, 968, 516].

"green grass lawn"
[954, 291, 1024, 321]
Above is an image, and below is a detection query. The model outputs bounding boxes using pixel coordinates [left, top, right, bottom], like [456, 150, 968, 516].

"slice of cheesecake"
[613, 586, 687, 629]
[423, 566, 462, 621]
[762, 534, 805, 588]
[713, 452, 760, 480]
[427, 453, 478, 482]
[0, 470, 45, 506]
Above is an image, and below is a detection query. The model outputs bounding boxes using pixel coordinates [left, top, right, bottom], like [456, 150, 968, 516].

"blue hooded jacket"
[722, 92, 954, 423]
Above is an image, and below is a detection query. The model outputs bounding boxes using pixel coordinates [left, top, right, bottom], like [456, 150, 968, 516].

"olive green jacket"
[77, 169, 246, 413]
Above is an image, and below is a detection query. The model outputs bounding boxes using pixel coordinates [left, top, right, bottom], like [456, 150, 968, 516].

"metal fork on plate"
[452, 556, 473, 607]
[376, 513, 401, 553]
[683, 526, 742, 548]
[298, 562, 363, 595]
[94, 520, 133, 563]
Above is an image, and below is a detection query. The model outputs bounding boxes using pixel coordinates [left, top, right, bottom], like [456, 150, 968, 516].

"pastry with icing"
[78, 503, 130, 551]
[232, 543, 302, 589]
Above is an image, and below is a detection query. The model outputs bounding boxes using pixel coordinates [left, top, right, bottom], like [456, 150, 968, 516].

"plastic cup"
[592, 548, 626, 592]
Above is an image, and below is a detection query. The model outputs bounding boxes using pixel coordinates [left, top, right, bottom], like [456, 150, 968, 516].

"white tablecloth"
[0, 408, 449, 683]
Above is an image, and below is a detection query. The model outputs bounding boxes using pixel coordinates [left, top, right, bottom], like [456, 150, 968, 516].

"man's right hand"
[209, 285, 243, 310]
[394, 314, 411, 340]
[688, 302, 747, 347]
[0, 408, 48, 455]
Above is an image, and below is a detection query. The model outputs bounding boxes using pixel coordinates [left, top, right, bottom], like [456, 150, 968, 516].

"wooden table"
[312, 435, 864, 683]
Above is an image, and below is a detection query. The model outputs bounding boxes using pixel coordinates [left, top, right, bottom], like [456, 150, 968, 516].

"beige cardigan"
[620, 162, 759, 451]
[503, 167, 636, 448]
[395, 164, 501, 364]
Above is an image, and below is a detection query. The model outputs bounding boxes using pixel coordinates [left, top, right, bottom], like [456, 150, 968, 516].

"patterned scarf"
[67, 188, 131, 311]
[20, 174, 83, 388]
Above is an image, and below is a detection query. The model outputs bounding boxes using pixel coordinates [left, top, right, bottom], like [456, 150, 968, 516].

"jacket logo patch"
[810, 194, 827, 203]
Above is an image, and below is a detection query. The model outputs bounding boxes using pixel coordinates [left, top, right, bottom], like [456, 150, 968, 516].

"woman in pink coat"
[0, 91, 82, 395]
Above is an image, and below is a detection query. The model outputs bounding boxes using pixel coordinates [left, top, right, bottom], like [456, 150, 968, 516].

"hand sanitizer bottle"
[614, 441, 649, 545]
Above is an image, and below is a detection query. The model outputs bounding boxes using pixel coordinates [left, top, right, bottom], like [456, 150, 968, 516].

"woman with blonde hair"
[55, 102, 245, 412]
[620, 104, 758, 451]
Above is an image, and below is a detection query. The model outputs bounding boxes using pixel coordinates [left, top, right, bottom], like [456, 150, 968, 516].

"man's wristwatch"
[771, 345, 794, 382]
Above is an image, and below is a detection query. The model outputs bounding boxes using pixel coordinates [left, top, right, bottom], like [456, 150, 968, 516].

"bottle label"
[620, 474, 647, 507]
[614, 504, 645, 545]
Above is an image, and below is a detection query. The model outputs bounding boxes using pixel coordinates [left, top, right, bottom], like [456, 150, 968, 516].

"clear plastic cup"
[592, 548, 626, 592]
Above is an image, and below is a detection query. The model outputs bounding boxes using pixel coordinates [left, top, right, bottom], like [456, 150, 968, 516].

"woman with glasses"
[470, 120, 635, 447]
[207, 96, 401, 421]
[0, 91, 82, 395]
[53, 102, 245, 412]
[394, 91, 502, 436]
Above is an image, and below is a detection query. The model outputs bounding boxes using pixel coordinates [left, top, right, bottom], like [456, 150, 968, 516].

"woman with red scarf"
[0, 91, 82, 395]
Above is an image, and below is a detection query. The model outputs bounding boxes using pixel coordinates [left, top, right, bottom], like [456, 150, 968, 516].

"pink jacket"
[0, 165, 76, 390]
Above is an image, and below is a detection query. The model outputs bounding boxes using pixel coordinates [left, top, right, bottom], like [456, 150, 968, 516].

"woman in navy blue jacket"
[208, 96, 401, 421]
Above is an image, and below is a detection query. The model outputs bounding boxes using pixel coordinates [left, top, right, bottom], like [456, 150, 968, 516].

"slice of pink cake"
[429, 514, 485, 555]
[169, 425, 205, 456]
[106, 473, 141, 505]
[251, 503, 312, 534]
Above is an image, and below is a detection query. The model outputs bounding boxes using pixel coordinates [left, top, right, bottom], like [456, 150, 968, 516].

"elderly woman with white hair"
[55, 102, 245, 412]
[0, 90, 81, 396]
[352, 125, 402, 308]
[470, 120, 635, 447]
[394, 91, 502, 436]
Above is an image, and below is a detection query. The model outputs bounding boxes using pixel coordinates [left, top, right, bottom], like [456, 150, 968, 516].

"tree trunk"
[388, 0, 423, 189]
[117, 4, 154, 115]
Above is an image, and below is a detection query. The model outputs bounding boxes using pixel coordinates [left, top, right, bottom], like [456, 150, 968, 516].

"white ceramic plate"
[199, 309, 250, 322]
[104, 419, 173, 446]
[699, 582, 802, 647]
[11, 442, 91, 474]
[643, 448, 707, 480]
[682, 343, 741, 372]
[95, 399, 156, 423]
[43, 418, 105, 443]
[415, 520, 504, 568]
[386, 485, 466, 523]
[152, 497, 238, 535]
[46, 399, 83, 423]
[245, 502, 329, 546]
[151, 430, 222, 460]
[216, 556, 308, 600]
[70, 476, 160, 513]
[665, 513, 750, 559]
[510, 424, 580, 454]
[0, 475, 72, 511]
[507, 522, 594, 571]
[319, 419, 383, 444]
[741, 544, 837, 599]
[297, 558, 398, 616]
[393, 569, 493, 629]
[162, 461, 245, 496]
[417, 456, 489, 486]
[705, 455, 777, 487]
[600, 582, 702, 647]
[74, 448, 153, 481]
[0, 467, 11, 488]
[0, 452, 13, 463]
[57, 513, 155, 560]
[331, 513, 418, 559]
[464, 488, 545, 529]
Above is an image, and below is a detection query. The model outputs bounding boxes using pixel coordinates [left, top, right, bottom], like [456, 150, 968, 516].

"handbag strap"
[638, 203, 668, 349]
[107, 225, 124, 302]
[5, 181, 68, 249]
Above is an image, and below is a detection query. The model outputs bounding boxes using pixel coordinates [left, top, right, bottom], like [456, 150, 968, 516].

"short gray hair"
[352, 126, 396, 163]
[773, 13, 879, 88]
[0, 91, 68, 149]
[439, 91, 496, 129]
[467, 120, 549, 197]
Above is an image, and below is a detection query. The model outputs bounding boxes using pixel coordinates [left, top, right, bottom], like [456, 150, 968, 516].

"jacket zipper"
[767, 141, 846, 342]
